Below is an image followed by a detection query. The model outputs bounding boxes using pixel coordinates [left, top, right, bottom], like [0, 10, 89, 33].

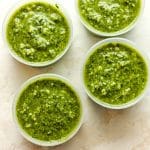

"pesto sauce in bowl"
[83, 38, 149, 109]
[77, 0, 143, 36]
[13, 74, 83, 146]
[5, 0, 72, 67]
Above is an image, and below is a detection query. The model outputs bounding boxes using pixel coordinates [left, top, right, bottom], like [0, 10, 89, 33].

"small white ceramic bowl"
[12, 74, 83, 146]
[76, 0, 145, 37]
[3, 0, 73, 67]
[82, 38, 150, 109]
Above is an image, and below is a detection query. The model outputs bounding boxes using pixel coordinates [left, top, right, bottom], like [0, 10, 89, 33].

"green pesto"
[84, 43, 148, 105]
[16, 78, 81, 141]
[7, 2, 70, 62]
[78, 0, 141, 33]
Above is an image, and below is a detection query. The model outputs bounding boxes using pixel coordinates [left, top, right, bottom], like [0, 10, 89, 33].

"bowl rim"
[12, 73, 84, 146]
[75, 0, 145, 37]
[82, 37, 150, 109]
[3, 0, 73, 67]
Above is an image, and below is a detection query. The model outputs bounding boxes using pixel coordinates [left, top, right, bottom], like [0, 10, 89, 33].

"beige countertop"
[1, 0, 150, 150]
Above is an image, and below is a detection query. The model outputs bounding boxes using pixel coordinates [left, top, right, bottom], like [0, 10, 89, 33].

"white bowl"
[3, 0, 73, 67]
[82, 38, 150, 109]
[76, 0, 145, 37]
[12, 73, 83, 146]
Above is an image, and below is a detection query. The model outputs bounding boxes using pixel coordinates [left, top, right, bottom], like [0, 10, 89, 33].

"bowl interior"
[13, 74, 83, 146]
[82, 38, 150, 109]
[3, 0, 73, 67]
[76, 0, 145, 37]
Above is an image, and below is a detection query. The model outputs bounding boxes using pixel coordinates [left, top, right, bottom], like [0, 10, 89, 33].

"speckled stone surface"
[1, 0, 150, 150]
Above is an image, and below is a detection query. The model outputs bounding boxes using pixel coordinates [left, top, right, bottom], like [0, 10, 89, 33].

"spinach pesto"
[6, 2, 70, 63]
[84, 42, 148, 105]
[78, 0, 141, 33]
[16, 77, 81, 141]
